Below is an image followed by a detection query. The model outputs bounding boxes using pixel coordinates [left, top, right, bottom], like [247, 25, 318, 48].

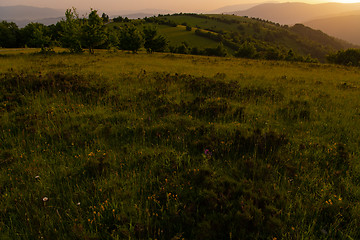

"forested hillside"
[153, 14, 355, 61]
[0, 10, 357, 62]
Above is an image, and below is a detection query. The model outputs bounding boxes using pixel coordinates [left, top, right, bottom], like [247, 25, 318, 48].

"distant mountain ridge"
[0, 5, 64, 20]
[0, 5, 174, 27]
[207, 3, 265, 14]
[229, 2, 360, 25]
[305, 14, 360, 45]
[227, 2, 360, 45]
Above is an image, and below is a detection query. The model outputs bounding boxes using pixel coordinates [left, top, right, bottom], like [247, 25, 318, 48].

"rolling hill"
[139, 14, 355, 61]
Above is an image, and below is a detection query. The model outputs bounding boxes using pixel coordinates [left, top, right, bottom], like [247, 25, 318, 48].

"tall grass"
[1, 51, 360, 239]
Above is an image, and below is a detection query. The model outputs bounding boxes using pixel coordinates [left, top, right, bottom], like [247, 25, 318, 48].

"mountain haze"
[305, 14, 360, 45]
[229, 2, 360, 25]
[207, 3, 264, 14]
[0, 5, 175, 27]
[0, 5, 64, 20]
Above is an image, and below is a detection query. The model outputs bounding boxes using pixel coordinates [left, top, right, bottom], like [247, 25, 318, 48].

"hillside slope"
[151, 14, 354, 61]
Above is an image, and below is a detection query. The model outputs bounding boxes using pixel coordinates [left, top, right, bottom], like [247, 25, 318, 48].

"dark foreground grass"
[1, 51, 360, 239]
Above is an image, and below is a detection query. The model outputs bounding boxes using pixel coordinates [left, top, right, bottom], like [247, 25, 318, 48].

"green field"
[156, 25, 221, 49]
[108, 22, 229, 51]
[1, 50, 360, 239]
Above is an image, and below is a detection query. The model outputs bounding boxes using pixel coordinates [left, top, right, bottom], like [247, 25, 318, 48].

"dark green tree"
[285, 49, 295, 61]
[113, 16, 124, 23]
[0, 21, 20, 48]
[60, 8, 83, 53]
[235, 41, 257, 59]
[143, 26, 168, 53]
[81, 9, 107, 54]
[204, 43, 227, 57]
[98, 28, 120, 50]
[21, 23, 53, 51]
[176, 41, 189, 54]
[118, 25, 143, 53]
[327, 49, 360, 66]
[48, 22, 63, 44]
[264, 47, 283, 60]
[101, 13, 110, 23]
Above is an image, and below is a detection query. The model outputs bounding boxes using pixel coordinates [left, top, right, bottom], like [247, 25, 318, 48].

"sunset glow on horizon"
[331, 0, 360, 3]
[0, 0, 360, 13]
[0, 0, 359, 12]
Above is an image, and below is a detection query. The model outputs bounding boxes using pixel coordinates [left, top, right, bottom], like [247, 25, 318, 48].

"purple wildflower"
[204, 149, 212, 158]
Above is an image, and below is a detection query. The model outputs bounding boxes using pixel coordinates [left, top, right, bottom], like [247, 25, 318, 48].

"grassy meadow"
[1, 50, 360, 239]
[108, 23, 224, 51]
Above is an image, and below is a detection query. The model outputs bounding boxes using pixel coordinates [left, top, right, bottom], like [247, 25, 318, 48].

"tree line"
[0, 8, 168, 54]
[327, 49, 360, 67]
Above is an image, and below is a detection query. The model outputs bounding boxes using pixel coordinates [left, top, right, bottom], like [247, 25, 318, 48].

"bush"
[327, 49, 360, 66]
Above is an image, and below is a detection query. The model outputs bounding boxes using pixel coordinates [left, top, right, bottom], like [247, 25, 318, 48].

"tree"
[327, 49, 360, 66]
[81, 9, 107, 54]
[176, 41, 189, 54]
[143, 26, 168, 53]
[264, 47, 283, 60]
[100, 30, 120, 50]
[0, 21, 20, 48]
[113, 16, 124, 23]
[33, 27, 54, 53]
[118, 25, 143, 53]
[235, 41, 257, 59]
[101, 13, 109, 23]
[204, 43, 227, 57]
[60, 8, 83, 53]
[21, 23, 53, 51]
[285, 49, 295, 61]
[48, 22, 63, 44]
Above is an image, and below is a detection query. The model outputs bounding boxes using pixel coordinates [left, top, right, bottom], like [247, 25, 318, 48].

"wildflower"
[42, 197, 49, 202]
[204, 149, 212, 158]
[35, 176, 40, 180]
[77, 202, 81, 206]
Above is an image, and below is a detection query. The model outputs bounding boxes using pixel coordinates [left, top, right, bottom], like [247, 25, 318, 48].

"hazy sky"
[0, 0, 359, 12]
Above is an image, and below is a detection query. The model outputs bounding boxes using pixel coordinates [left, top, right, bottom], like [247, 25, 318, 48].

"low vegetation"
[327, 48, 360, 67]
[1, 51, 360, 239]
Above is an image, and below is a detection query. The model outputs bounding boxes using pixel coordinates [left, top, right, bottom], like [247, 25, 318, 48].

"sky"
[0, 0, 359, 12]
